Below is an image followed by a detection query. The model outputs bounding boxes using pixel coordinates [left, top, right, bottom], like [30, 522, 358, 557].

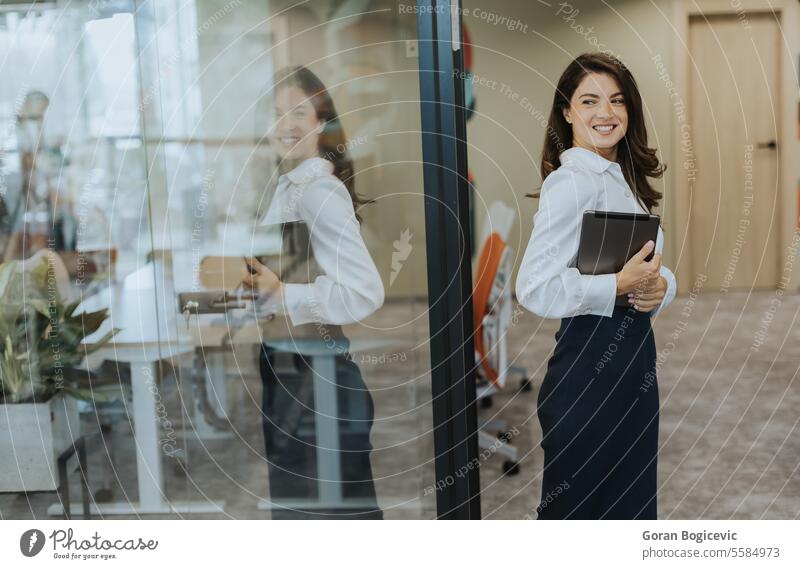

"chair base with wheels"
[475, 372, 526, 477]
[472, 204, 531, 478]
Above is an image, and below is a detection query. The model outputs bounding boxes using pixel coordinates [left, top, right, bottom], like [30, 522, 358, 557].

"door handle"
[756, 140, 777, 150]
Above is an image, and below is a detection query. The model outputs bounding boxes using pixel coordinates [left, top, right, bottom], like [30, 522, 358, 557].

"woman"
[515, 53, 677, 519]
[241, 66, 385, 519]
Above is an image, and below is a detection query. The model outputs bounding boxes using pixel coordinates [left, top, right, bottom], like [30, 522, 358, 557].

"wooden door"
[688, 12, 781, 289]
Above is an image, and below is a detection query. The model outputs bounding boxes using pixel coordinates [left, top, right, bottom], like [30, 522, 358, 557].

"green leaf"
[29, 299, 52, 319]
[0, 258, 113, 404]
[65, 308, 110, 336]
[63, 386, 112, 403]
[0, 260, 19, 297]
[82, 328, 118, 353]
[63, 300, 81, 319]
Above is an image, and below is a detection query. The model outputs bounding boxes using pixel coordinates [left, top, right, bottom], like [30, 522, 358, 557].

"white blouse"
[515, 147, 677, 319]
[260, 157, 385, 326]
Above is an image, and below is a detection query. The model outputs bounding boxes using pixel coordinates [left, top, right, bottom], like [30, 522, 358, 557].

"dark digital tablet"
[576, 210, 660, 305]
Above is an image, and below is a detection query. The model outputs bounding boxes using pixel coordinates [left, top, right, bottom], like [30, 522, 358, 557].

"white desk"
[48, 262, 221, 516]
[139, 226, 283, 260]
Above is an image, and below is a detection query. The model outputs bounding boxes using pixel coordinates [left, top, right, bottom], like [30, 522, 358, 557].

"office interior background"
[0, 0, 799, 519]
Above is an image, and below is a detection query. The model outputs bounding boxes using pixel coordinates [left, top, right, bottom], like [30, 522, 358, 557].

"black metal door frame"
[416, 0, 481, 520]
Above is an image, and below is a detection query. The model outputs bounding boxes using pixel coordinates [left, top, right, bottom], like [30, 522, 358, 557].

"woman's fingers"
[240, 267, 258, 289]
[649, 252, 662, 270]
[630, 297, 662, 311]
[630, 290, 664, 302]
[631, 277, 657, 295]
[631, 273, 661, 294]
[244, 256, 265, 274]
[631, 240, 655, 262]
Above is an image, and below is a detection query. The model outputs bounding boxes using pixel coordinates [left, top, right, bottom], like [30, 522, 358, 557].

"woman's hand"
[241, 256, 283, 296]
[615, 241, 661, 296]
[628, 275, 666, 312]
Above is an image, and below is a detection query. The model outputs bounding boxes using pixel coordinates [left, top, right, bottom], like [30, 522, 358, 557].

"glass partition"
[0, 4, 146, 283]
[0, 0, 439, 520]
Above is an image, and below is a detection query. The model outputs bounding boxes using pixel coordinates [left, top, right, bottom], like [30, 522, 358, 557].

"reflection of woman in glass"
[240, 66, 384, 519]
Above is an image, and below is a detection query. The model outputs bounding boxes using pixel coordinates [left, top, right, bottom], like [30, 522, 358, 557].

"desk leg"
[184, 351, 233, 440]
[312, 354, 342, 505]
[131, 362, 165, 510]
[49, 360, 225, 516]
[206, 352, 229, 419]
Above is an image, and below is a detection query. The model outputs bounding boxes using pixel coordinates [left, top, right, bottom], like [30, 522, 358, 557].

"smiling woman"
[267, 66, 365, 221]
[516, 52, 677, 520]
[564, 72, 628, 159]
[541, 53, 665, 212]
[242, 65, 386, 519]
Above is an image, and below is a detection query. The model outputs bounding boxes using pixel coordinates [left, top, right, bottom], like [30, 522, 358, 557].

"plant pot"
[0, 393, 80, 492]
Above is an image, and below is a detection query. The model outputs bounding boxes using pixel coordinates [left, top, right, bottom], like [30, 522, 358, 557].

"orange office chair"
[472, 208, 530, 476]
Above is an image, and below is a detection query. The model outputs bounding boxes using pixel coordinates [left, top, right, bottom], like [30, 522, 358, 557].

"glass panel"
[140, 0, 436, 519]
[0, 1, 162, 515]
[0, 4, 145, 278]
[0, 0, 436, 520]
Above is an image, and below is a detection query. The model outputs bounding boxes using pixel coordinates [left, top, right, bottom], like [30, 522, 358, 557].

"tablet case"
[575, 210, 660, 307]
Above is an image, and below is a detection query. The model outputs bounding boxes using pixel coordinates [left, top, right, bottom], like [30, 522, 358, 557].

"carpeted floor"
[480, 290, 800, 519]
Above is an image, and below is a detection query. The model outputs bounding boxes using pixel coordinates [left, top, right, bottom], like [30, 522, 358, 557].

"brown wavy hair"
[272, 66, 367, 221]
[538, 53, 665, 211]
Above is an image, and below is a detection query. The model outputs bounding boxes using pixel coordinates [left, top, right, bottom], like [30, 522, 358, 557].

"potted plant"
[0, 255, 115, 492]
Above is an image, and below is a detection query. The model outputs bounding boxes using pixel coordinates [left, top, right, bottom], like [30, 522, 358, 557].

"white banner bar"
[2, 520, 798, 567]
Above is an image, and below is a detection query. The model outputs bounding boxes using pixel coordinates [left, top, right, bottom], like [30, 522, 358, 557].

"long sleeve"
[515, 169, 617, 319]
[282, 178, 385, 326]
[652, 226, 677, 317]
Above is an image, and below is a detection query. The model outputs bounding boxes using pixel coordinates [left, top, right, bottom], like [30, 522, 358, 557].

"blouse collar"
[283, 156, 334, 186]
[559, 146, 621, 174]
[261, 157, 334, 226]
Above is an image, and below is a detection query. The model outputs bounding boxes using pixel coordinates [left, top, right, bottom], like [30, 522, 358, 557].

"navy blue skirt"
[536, 306, 659, 519]
[259, 344, 382, 519]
